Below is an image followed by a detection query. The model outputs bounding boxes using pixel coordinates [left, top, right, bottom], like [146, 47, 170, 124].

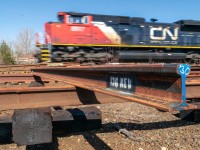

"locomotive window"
[82, 16, 88, 24]
[68, 16, 88, 24]
[58, 15, 65, 23]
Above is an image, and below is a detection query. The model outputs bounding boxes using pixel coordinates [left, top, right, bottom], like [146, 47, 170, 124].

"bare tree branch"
[14, 28, 35, 55]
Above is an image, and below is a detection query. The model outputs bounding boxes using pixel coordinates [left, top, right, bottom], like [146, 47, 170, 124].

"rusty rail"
[0, 74, 54, 83]
[31, 63, 197, 111]
[0, 86, 126, 110]
[186, 66, 200, 99]
[0, 63, 200, 111]
[0, 86, 72, 110]
[0, 62, 75, 74]
[1, 63, 200, 146]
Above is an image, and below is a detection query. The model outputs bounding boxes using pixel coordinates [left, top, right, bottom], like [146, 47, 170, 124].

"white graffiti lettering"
[110, 76, 118, 87]
[110, 77, 132, 90]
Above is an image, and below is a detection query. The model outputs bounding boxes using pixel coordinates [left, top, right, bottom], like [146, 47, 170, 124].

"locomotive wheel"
[75, 57, 85, 63]
[53, 57, 62, 62]
[52, 51, 64, 62]
[185, 56, 199, 64]
[61, 53, 70, 61]
[185, 53, 200, 64]
[185, 58, 194, 64]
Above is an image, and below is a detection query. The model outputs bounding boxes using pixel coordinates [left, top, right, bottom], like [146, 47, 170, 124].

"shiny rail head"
[32, 63, 186, 74]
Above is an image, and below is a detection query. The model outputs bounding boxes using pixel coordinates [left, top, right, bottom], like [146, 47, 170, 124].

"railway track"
[0, 62, 199, 109]
[0, 63, 200, 148]
[0, 63, 199, 109]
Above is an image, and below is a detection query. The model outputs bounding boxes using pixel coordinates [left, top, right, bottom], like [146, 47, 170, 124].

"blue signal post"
[178, 64, 190, 110]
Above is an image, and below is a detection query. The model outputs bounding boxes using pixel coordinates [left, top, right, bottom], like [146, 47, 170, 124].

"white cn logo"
[150, 27, 179, 40]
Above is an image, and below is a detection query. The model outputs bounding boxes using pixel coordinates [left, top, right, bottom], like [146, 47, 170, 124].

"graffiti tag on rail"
[107, 74, 136, 93]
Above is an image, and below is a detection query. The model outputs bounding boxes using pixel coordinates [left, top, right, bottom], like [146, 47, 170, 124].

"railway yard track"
[0, 63, 200, 150]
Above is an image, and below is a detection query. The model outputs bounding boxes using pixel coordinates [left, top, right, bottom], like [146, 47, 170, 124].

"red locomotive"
[36, 12, 200, 63]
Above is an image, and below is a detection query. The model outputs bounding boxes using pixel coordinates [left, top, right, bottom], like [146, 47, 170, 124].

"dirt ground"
[0, 101, 199, 150]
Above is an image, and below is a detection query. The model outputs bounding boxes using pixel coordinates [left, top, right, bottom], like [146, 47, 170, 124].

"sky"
[1, 0, 200, 42]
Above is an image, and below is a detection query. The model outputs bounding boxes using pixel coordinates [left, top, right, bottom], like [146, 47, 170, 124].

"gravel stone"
[0, 86, 199, 149]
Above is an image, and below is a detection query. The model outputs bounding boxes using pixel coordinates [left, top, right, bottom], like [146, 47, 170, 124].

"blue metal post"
[178, 64, 190, 110]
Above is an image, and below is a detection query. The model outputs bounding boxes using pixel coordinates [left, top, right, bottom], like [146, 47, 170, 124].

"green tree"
[0, 41, 15, 64]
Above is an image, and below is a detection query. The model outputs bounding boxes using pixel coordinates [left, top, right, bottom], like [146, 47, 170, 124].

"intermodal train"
[35, 11, 200, 64]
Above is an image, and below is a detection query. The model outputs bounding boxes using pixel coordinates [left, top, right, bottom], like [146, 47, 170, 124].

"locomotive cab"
[58, 13, 65, 23]
[45, 12, 93, 45]
[57, 12, 91, 24]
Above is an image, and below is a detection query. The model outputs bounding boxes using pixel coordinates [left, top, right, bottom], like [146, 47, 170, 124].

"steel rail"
[0, 74, 54, 83]
[0, 63, 78, 75]
[0, 62, 76, 70]
[32, 63, 195, 111]
[0, 63, 200, 111]
[186, 66, 200, 98]
[0, 86, 126, 110]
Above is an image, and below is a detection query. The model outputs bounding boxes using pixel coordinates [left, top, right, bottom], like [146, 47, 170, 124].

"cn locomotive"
[35, 11, 200, 64]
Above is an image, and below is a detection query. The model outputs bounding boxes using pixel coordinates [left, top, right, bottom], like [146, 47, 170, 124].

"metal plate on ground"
[12, 108, 52, 146]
